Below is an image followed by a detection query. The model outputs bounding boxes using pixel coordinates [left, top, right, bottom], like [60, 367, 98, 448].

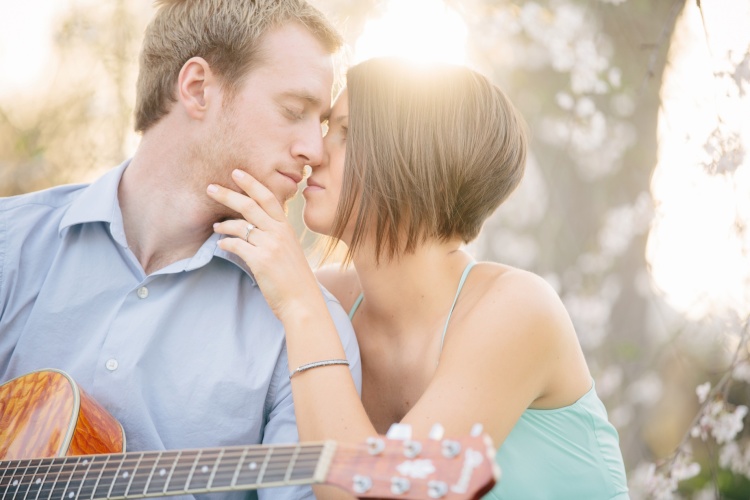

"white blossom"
[733, 360, 750, 383]
[713, 405, 748, 444]
[691, 400, 748, 444]
[695, 382, 711, 404]
[627, 372, 664, 406]
[555, 91, 574, 110]
[596, 365, 624, 398]
[703, 127, 746, 175]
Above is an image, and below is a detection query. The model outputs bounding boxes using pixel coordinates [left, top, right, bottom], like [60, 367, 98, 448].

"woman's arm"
[207, 169, 589, 448]
[208, 170, 377, 444]
[400, 268, 591, 446]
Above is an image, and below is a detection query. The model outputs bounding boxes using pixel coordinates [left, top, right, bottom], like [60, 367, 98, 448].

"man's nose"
[292, 124, 324, 168]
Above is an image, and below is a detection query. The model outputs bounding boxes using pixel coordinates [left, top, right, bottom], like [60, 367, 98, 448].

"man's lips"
[279, 170, 303, 185]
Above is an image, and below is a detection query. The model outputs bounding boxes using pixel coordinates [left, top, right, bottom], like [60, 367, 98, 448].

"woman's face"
[302, 89, 349, 237]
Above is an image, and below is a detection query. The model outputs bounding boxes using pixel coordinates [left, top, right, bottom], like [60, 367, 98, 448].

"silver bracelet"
[289, 359, 350, 380]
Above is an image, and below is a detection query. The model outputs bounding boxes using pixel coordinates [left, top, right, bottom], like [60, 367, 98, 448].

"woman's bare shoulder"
[315, 264, 362, 312]
[456, 262, 575, 349]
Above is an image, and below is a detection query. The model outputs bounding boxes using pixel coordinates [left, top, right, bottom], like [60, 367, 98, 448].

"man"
[0, 1, 360, 499]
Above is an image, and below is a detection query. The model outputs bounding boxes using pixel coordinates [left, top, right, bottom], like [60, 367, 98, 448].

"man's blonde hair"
[329, 58, 528, 264]
[135, 0, 342, 133]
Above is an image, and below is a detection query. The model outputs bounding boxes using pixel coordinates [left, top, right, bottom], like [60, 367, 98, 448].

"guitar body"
[0, 369, 125, 460]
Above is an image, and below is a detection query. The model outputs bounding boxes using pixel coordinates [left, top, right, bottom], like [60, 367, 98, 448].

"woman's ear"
[177, 56, 217, 120]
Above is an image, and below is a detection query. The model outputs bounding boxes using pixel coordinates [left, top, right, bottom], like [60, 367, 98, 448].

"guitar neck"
[0, 441, 334, 499]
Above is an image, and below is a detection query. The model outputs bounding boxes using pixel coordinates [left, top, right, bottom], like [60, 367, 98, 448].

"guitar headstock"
[324, 425, 499, 499]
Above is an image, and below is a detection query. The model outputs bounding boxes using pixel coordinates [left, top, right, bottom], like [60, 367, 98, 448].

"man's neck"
[119, 133, 218, 276]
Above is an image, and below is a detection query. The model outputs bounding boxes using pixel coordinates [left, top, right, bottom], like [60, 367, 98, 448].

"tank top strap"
[348, 261, 477, 335]
[348, 292, 365, 320]
[440, 261, 477, 352]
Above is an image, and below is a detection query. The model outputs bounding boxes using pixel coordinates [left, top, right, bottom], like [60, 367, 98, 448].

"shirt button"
[105, 359, 119, 371]
[137, 286, 149, 299]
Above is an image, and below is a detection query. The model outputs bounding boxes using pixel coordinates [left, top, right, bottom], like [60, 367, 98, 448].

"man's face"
[200, 22, 334, 209]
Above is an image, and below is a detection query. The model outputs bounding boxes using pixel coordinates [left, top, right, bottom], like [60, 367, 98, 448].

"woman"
[208, 58, 628, 499]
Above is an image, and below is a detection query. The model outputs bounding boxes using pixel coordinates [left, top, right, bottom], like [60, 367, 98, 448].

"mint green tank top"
[349, 262, 629, 499]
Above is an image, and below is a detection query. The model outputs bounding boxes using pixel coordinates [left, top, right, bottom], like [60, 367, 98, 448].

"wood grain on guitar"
[0, 369, 498, 499]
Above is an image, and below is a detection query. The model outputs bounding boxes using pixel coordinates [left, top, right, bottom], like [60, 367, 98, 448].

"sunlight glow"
[0, 1, 63, 95]
[353, 0, 468, 65]
[647, 1, 750, 319]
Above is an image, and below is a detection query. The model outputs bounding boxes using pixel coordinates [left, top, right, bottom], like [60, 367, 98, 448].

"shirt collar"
[59, 160, 129, 234]
[58, 159, 256, 283]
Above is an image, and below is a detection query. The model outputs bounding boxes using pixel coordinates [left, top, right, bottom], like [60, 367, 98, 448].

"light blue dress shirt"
[0, 160, 362, 500]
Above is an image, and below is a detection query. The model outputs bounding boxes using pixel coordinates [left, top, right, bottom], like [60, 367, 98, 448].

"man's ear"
[177, 57, 218, 120]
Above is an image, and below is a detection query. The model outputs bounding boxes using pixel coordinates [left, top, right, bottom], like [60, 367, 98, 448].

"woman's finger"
[230, 169, 287, 222]
[206, 183, 274, 229]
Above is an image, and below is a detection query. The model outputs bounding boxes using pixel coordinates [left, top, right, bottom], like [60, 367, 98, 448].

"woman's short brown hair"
[134, 0, 342, 133]
[329, 58, 528, 264]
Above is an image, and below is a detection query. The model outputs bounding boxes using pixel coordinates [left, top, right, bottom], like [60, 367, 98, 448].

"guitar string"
[0, 446, 326, 490]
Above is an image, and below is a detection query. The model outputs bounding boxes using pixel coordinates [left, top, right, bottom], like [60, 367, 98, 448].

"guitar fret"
[75, 456, 106, 500]
[233, 450, 267, 487]
[90, 455, 111, 499]
[59, 456, 83, 500]
[229, 448, 249, 488]
[27, 459, 52, 500]
[185, 449, 220, 492]
[283, 445, 300, 483]
[126, 453, 159, 497]
[163, 450, 201, 495]
[73, 457, 94, 500]
[143, 451, 178, 495]
[205, 448, 224, 490]
[121, 452, 144, 498]
[205, 449, 246, 490]
[105, 455, 126, 499]
[255, 448, 272, 485]
[12, 458, 31, 499]
[260, 448, 296, 484]
[139, 452, 162, 496]
[289, 448, 322, 482]
[44, 456, 70, 500]
[183, 450, 202, 493]
[32, 459, 56, 500]
[162, 450, 184, 495]
[7, 459, 33, 499]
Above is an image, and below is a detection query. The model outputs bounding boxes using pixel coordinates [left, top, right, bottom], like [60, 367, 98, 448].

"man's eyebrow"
[280, 91, 323, 107]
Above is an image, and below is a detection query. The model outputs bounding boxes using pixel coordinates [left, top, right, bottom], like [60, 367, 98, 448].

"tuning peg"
[429, 423, 445, 440]
[403, 439, 422, 458]
[427, 480, 449, 498]
[386, 423, 412, 440]
[366, 436, 386, 455]
[470, 423, 484, 437]
[352, 475, 373, 494]
[441, 439, 461, 458]
[391, 477, 411, 495]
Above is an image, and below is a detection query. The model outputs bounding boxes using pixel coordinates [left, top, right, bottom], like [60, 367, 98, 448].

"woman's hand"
[207, 169, 322, 320]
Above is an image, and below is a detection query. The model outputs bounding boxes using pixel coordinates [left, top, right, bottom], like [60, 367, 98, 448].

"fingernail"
[207, 184, 218, 193]
[233, 169, 245, 179]
[213, 223, 219, 229]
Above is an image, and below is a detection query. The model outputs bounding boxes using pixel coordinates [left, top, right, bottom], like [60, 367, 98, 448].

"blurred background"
[2, 0, 749, 497]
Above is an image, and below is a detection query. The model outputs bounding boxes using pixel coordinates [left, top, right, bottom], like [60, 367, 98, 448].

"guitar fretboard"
[0, 442, 333, 499]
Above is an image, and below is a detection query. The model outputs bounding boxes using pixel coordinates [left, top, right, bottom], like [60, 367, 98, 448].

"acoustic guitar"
[0, 369, 498, 499]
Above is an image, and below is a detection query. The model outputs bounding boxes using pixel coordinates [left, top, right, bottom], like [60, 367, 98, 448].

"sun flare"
[647, 1, 750, 319]
[353, 0, 468, 65]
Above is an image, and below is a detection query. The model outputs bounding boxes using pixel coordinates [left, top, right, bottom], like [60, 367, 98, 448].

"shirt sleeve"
[259, 346, 315, 500]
